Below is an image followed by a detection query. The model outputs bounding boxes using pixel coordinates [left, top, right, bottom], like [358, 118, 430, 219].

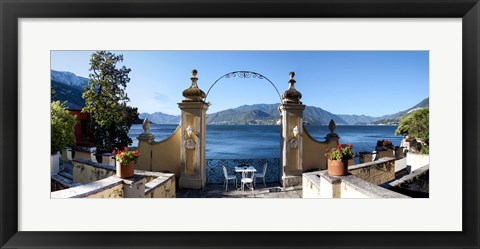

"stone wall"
[136, 170, 176, 198]
[136, 126, 182, 176]
[348, 157, 395, 185]
[302, 125, 334, 172]
[51, 176, 125, 198]
[406, 152, 430, 172]
[53, 160, 177, 198]
[302, 170, 408, 199]
[72, 159, 116, 184]
[51, 174, 81, 191]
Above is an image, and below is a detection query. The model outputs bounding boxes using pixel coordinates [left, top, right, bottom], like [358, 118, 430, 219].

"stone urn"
[116, 161, 134, 179]
[327, 159, 348, 176]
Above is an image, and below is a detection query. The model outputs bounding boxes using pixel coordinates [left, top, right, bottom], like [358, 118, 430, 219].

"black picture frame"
[1, 0, 478, 248]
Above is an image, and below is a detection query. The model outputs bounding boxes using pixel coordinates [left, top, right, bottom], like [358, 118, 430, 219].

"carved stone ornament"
[184, 139, 196, 150]
[182, 69, 206, 102]
[281, 71, 302, 104]
[328, 119, 336, 134]
[289, 138, 299, 149]
[142, 118, 151, 133]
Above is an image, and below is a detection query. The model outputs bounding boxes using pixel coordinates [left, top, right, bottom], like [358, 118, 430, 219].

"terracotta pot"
[116, 161, 134, 179]
[327, 159, 348, 176]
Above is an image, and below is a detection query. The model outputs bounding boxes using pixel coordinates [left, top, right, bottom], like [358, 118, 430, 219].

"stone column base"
[281, 175, 302, 187]
[179, 175, 205, 189]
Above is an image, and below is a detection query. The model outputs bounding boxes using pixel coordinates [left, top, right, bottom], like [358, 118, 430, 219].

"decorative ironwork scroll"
[205, 71, 282, 102]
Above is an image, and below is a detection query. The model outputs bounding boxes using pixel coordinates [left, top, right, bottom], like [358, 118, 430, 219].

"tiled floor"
[176, 183, 302, 198]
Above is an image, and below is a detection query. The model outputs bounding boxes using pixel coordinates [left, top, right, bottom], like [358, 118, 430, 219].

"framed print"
[1, 0, 479, 248]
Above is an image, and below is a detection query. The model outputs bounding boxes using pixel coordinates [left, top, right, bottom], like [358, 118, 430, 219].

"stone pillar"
[136, 118, 155, 171]
[122, 175, 146, 198]
[178, 70, 209, 189]
[280, 72, 305, 187]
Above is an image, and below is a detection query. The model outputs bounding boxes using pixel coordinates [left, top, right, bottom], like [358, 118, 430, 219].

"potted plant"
[113, 147, 140, 179]
[376, 139, 394, 150]
[325, 144, 354, 176]
[51, 101, 77, 175]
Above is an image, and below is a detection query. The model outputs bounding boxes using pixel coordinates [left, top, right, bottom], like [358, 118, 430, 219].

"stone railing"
[72, 159, 116, 184]
[51, 160, 175, 198]
[206, 158, 280, 184]
[302, 158, 407, 198]
[348, 157, 396, 185]
[384, 164, 429, 198]
[302, 170, 408, 198]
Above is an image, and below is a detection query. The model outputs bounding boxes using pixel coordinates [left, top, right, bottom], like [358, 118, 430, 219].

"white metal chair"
[254, 163, 268, 187]
[222, 165, 237, 191]
[241, 170, 255, 193]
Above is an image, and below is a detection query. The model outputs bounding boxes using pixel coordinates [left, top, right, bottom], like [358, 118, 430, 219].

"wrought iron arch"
[205, 71, 282, 102]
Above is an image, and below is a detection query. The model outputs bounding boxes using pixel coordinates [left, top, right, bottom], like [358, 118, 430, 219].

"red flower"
[348, 144, 352, 149]
[325, 148, 329, 153]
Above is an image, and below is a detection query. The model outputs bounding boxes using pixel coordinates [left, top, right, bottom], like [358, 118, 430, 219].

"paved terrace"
[177, 183, 302, 198]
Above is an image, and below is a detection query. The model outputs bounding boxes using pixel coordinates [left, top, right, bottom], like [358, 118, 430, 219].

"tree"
[82, 51, 139, 152]
[395, 108, 429, 153]
[51, 101, 77, 154]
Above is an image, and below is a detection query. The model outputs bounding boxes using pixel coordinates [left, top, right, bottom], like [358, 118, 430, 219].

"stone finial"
[182, 69, 206, 102]
[289, 71, 295, 79]
[142, 118, 151, 133]
[282, 71, 302, 104]
[138, 118, 155, 143]
[325, 119, 339, 142]
[328, 119, 336, 134]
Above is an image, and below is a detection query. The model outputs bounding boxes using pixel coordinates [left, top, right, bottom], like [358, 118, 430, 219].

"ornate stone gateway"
[136, 69, 338, 190]
[177, 70, 307, 188]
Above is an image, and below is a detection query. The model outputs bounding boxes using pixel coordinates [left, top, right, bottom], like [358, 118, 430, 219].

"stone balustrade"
[51, 160, 176, 198]
[302, 158, 408, 198]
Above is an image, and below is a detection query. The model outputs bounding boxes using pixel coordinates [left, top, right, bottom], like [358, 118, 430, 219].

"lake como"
[128, 124, 402, 159]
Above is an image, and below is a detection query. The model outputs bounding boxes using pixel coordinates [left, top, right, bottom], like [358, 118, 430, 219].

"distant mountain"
[304, 106, 348, 125]
[51, 70, 428, 126]
[369, 98, 429, 125]
[51, 70, 89, 110]
[51, 70, 88, 88]
[205, 104, 348, 125]
[139, 112, 180, 124]
[336, 114, 380, 125]
[51, 79, 86, 110]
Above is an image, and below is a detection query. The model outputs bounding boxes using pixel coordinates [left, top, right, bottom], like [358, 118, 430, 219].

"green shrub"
[51, 101, 77, 154]
[395, 108, 429, 154]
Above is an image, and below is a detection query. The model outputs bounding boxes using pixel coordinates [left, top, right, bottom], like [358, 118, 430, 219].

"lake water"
[128, 124, 402, 159]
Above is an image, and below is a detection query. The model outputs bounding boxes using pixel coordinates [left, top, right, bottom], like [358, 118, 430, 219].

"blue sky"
[51, 51, 429, 116]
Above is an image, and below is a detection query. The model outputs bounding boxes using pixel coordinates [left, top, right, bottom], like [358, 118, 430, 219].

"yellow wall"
[150, 126, 182, 176]
[135, 126, 182, 176]
[302, 125, 334, 172]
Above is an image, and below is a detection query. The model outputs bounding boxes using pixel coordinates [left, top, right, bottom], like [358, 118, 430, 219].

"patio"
[176, 183, 302, 198]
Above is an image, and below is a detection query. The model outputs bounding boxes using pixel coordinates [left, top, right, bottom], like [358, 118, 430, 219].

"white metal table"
[234, 166, 257, 191]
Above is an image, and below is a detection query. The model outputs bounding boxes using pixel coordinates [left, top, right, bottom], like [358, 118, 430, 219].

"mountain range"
[50, 69, 429, 125]
[51, 70, 89, 110]
[141, 98, 429, 126]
